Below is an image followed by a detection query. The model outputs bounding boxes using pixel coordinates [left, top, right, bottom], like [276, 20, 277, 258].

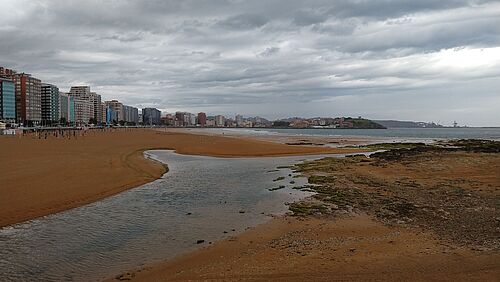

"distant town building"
[123, 105, 139, 124]
[41, 83, 60, 125]
[290, 120, 309, 128]
[100, 102, 107, 124]
[175, 112, 185, 127]
[68, 86, 90, 99]
[0, 67, 15, 76]
[123, 105, 130, 123]
[225, 118, 236, 127]
[142, 108, 161, 125]
[74, 98, 93, 125]
[206, 117, 216, 127]
[106, 106, 117, 125]
[89, 92, 102, 124]
[69, 86, 95, 125]
[215, 115, 225, 127]
[162, 114, 175, 126]
[187, 113, 196, 126]
[197, 112, 207, 127]
[59, 92, 75, 124]
[235, 114, 243, 127]
[247, 116, 271, 127]
[105, 100, 123, 122]
[0, 77, 16, 122]
[7, 71, 42, 125]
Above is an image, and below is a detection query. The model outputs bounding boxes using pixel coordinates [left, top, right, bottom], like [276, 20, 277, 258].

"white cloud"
[0, 0, 499, 125]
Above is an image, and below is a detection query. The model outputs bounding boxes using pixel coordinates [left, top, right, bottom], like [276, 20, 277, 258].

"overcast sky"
[1, 0, 499, 126]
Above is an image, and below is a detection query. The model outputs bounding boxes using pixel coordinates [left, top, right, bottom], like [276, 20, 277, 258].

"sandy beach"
[0, 128, 361, 228]
[112, 140, 500, 281]
[122, 215, 500, 281]
[2, 128, 498, 281]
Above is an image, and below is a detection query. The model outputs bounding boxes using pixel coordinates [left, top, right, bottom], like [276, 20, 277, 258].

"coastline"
[110, 140, 500, 281]
[166, 127, 389, 145]
[176, 127, 500, 145]
[115, 215, 500, 281]
[4, 128, 497, 281]
[0, 128, 363, 228]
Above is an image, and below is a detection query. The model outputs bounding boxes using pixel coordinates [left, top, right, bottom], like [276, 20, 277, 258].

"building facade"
[0, 77, 16, 122]
[122, 105, 139, 124]
[142, 108, 161, 125]
[131, 107, 139, 124]
[59, 92, 75, 124]
[188, 113, 196, 126]
[215, 115, 225, 127]
[175, 112, 185, 126]
[41, 83, 60, 125]
[89, 92, 102, 124]
[206, 118, 216, 127]
[100, 102, 107, 124]
[106, 106, 117, 125]
[105, 100, 123, 122]
[235, 114, 243, 127]
[197, 112, 207, 127]
[74, 98, 93, 125]
[12, 73, 42, 125]
[68, 86, 96, 125]
[68, 86, 90, 99]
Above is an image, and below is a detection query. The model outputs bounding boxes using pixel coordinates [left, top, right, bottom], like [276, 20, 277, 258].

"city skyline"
[1, 1, 500, 126]
[1, 65, 378, 129]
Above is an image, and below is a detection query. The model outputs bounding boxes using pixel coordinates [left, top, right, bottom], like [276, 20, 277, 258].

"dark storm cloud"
[1, 0, 499, 126]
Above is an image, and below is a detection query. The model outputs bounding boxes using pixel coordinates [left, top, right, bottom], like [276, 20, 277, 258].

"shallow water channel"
[0, 150, 342, 281]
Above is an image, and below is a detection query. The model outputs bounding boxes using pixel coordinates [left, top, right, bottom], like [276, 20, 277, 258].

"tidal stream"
[0, 150, 342, 281]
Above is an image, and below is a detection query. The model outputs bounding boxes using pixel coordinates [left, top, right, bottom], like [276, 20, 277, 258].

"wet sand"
[112, 142, 500, 281]
[0, 128, 361, 228]
[169, 127, 385, 147]
[114, 215, 500, 281]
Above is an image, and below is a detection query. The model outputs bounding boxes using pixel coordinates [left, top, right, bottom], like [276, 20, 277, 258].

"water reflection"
[0, 151, 335, 281]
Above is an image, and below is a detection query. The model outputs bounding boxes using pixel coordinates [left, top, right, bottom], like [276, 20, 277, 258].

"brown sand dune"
[0, 128, 360, 228]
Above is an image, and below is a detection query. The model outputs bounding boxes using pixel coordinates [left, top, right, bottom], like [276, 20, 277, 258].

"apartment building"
[41, 83, 60, 124]
[142, 108, 161, 125]
[0, 77, 16, 122]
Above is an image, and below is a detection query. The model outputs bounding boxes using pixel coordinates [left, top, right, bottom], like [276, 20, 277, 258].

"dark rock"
[115, 272, 134, 281]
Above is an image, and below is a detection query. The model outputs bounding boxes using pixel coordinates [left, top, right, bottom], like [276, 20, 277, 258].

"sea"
[198, 127, 500, 141]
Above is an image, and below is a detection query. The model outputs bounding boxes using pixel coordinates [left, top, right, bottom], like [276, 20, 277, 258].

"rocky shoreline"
[289, 139, 500, 251]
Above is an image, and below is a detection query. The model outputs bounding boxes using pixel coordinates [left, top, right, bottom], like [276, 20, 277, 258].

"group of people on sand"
[4, 126, 148, 140]
[20, 127, 129, 140]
